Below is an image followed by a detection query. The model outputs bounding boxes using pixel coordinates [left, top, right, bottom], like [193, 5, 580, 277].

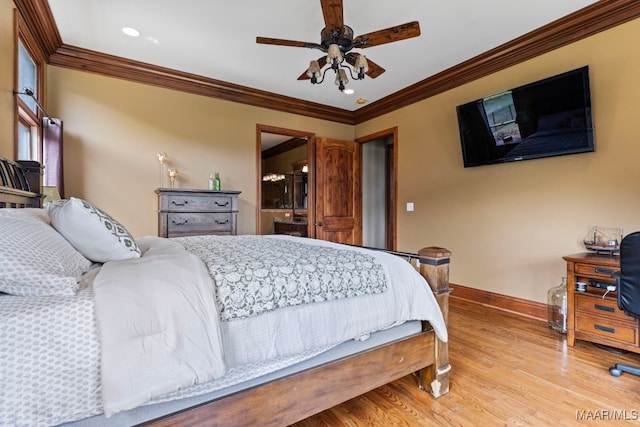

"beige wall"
[0, 0, 15, 157]
[356, 18, 640, 303]
[46, 68, 353, 237]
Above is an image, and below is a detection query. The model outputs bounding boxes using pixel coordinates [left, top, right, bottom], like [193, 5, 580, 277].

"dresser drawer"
[156, 189, 240, 237]
[575, 294, 636, 325]
[167, 213, 233, 236]
[575, 314, 638, 345]
[574, 262, 618, 281]
[165, 194, 235, 212]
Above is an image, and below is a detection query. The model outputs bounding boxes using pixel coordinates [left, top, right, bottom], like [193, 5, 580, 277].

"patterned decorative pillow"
[0, 212, 92, 296]
[46, 197, 141, 263]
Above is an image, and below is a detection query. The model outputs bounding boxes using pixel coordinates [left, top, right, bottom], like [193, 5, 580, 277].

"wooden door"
[314, 138, 362, 245]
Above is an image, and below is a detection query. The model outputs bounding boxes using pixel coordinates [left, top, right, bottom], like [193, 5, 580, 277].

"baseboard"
[450, 283, 547, 321]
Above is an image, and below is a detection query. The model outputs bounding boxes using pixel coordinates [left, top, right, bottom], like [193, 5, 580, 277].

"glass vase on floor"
[548, 277, 567, 334]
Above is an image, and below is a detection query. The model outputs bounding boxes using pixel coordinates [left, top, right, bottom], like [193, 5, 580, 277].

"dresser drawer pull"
[215, 219, 229, 225]
[595, 267, 616, 275]
[594, 324, 615, 334]
[171, 200, 189, 207]
[594, 304, 615, 313]
[215, 201, 230, 207]
[171, 219, 189, 226]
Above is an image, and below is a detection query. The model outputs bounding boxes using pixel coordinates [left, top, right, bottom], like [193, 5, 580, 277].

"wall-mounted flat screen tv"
[456, 66, 594, 167]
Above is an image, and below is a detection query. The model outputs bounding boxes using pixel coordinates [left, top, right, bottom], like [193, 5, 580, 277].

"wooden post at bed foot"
[418, 246, 452, 398]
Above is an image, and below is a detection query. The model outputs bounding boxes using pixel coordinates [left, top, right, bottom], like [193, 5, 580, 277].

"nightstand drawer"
[575, 315, 638, 345]
[167, 213, 233, 236]
[165, 195, 234, 212]
[575, 294, 635, 325]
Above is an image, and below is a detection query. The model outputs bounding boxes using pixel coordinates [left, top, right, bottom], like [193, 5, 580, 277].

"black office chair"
[609, 231, 640, 377]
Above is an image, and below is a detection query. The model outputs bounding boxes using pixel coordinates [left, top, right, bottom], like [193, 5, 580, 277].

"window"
[15, 13, 44, 161]
[481, 91, 521, 146]
[17, 40, 37, 114]
[17, 122, 37, 160]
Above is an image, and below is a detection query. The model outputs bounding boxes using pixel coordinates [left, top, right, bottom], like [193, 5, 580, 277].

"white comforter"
[94, 235, 448, 417]
[93, 237, 226, 416]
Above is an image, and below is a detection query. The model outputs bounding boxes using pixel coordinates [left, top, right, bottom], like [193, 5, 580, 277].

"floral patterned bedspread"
[175, 235, 388, 321]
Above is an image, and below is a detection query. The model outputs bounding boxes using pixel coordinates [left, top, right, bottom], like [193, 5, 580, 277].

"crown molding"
[14, 0, 640, 126]
[47, 44, 355, 125]
[13, 0, 60, 57]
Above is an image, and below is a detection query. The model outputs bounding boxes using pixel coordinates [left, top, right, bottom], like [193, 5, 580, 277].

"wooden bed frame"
[0, 158, 451, 427]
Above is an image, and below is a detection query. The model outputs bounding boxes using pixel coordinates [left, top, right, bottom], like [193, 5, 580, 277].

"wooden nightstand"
[563, 252, 640, 353]
[156, 188, 240, 237]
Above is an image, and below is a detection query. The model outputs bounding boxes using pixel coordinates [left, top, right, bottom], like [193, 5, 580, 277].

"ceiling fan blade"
[345, 53, 385, 79]
[320, 0, 344, 36]
[297, 56, 328, 80]
[353, 21, 421, 48]
[256, 37, 322, 50]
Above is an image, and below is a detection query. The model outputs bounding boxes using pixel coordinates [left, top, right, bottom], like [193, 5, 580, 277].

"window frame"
[14, 11, 46, 162]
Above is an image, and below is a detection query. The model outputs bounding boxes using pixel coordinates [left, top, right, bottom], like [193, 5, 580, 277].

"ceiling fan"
[256, 0, 421, 92]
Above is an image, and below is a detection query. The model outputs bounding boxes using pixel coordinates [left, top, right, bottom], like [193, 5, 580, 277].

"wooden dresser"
[156, 188, 240, 237]
[563, 253, 639, 353]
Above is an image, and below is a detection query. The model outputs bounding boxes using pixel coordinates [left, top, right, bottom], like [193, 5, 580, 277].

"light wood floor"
[291, 297, 640, 426]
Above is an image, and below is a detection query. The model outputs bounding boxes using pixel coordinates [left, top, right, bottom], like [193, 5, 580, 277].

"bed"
[0, 157, 452, 427]
[503, 108, 593, 158]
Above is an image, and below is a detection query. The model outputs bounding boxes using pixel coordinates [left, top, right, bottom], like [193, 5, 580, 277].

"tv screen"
[456, 66, 594, 167]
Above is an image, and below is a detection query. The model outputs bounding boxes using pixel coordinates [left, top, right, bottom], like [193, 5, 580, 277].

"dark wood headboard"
[0, 157, 43, 208]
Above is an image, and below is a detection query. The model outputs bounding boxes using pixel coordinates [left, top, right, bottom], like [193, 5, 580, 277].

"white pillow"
[0, 211, 92, 296]
[47, 197, 141, 263]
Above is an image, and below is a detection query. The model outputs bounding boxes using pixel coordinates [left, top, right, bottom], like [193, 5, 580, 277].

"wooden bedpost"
[418, 246, 452, 398]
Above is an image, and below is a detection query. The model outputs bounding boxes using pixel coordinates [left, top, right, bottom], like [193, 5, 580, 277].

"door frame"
[356, 127, 398, 250]
[256, 124, 316, 236]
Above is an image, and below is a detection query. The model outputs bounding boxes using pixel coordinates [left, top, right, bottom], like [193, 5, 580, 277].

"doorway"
[257, 125, 396, 248]
[357, 127, 397, 250]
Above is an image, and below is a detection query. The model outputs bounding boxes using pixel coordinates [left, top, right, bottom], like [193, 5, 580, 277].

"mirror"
[262, 173, 293, 209]
[261, 137, 307, 211]
[258, 126, 314, 236]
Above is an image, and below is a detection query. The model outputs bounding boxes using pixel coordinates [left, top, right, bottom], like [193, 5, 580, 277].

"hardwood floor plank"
[291, 297, 640, 426]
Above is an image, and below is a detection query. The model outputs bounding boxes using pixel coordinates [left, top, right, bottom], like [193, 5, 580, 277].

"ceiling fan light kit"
[257, 0, 420, 93]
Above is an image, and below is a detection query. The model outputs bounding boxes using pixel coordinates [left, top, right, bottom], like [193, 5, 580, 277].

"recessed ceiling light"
[122, 27, 140, 37]
[357, 98, 367, 104]
[343, 88, 355, 95]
